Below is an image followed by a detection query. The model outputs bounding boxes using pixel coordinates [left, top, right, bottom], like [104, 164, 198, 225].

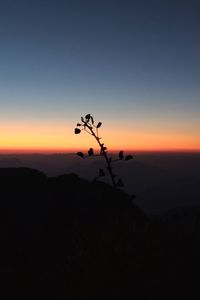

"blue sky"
[0, 0, 200, 151]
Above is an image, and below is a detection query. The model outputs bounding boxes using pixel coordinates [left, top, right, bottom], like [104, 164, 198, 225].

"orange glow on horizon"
[0, 121, 199, 154]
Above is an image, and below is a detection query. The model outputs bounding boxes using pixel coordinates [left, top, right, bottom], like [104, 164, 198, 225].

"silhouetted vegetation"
[74, 114, 133, 188]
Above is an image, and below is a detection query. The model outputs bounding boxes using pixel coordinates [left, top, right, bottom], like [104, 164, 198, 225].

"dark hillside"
[0, 168, 199, 299]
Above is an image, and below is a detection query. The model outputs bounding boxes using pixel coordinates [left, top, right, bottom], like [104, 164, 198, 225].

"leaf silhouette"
[74, 128, 81, 134]
[118, 150, 124, 160]
[125, 155, 133, 161]
[88, 148, 94, 156]
[96, 122, 102, 128]
[77, 152, 84, 158]
[76, 123, 82, 126]
[91, 116, 94, 124]
[85, 114, 91, 121]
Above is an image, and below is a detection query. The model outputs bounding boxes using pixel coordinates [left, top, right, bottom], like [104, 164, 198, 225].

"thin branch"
[83, 120, 117, 188]
[83, 128, 93, 135]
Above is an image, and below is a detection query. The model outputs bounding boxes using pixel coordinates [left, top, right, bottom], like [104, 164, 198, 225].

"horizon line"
[0, 148, 200, 154]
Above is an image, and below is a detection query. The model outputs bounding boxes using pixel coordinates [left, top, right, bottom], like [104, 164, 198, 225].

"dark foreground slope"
[0, 168, 200, 299]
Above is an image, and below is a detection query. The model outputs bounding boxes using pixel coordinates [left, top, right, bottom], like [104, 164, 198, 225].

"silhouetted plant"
[74, 114, 133, 188]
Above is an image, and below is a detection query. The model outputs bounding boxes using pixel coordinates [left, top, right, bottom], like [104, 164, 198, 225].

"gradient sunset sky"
[0, 0, 200, 152]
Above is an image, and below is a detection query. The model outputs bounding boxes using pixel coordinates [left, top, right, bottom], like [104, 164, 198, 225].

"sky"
[0, 0, 200, 152]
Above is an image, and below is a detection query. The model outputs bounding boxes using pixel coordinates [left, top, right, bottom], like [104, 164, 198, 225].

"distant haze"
[0, 151, 199, 214]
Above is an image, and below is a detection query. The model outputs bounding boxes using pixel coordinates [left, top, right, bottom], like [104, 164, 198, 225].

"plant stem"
[83, 122, 117, 188]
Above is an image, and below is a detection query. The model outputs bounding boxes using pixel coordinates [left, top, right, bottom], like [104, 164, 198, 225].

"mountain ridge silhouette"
[0, 167, 200, 299]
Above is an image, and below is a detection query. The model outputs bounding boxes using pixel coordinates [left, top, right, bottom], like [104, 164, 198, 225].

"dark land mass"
[0, 152, 199, 213]
[0, 167, 200, 299]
